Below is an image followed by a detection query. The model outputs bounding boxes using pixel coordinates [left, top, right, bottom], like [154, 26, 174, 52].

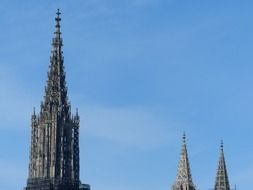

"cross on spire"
[56, 8, 61, 16]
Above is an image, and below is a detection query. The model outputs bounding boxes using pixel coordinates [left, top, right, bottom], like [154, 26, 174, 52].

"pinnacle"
[172, 133, 196, 190]
[214, 142, 230, 190]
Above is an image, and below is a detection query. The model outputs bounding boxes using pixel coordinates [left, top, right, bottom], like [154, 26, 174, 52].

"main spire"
[43, 9, 70, 117]
[172, 133, 196, 190]
[214, 141, 230, 190]
[25, 9, 91, 190]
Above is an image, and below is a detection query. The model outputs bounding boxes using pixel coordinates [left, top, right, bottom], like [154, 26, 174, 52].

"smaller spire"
[214, 141, 230, 190]
[172, 133, 196, 190]
[74, 108, 80, 124]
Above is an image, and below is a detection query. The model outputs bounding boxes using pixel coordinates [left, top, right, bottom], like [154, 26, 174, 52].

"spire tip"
[182, 132, 186, 144]
[173, 132, 195, 189]
[56, 8, 61, 16]
[55, 8, 61, 24]
[220, 140, 224, 150]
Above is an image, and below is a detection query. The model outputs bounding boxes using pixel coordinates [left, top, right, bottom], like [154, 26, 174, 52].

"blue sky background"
[0, 0, 253, 189]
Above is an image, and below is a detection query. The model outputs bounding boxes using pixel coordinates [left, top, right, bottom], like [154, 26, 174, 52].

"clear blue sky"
[0, 0, 253, 189]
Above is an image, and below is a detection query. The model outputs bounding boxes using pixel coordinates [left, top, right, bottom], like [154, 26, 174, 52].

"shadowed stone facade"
[24, 9, 90, 190]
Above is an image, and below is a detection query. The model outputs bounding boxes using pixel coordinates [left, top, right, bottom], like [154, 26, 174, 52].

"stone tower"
[214, 141, 230, 190]
[172, 133, 197, 190]
[24, 9, 90, 190]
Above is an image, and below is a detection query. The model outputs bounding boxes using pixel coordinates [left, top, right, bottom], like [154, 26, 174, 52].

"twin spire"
[214, 141, 230, 190]
[172, 133, 196, 190]
[172, 135, 231, 190]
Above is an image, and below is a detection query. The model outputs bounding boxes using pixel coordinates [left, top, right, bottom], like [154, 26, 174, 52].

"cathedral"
[171, 134, 232, 190]
[23, 9, 233, 190]
[24, 9, 90, 190]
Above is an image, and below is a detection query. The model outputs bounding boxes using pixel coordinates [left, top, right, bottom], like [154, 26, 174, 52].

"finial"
[33, 107, 36, 115]
[55, 9, 61, 33]
[220, 140, 224, 150]
[173, 132, 195, 189]
[57, 8, 61, 16]
[182, 132, 186, 144]
[53, 9, 62, 45]
[56, 9, 61, 20]
[76, 108, 79, 116]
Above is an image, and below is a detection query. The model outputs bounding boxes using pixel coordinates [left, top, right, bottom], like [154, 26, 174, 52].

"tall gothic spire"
[172, 133, 196, 190]
[43, 8, 70, 117]
[25, 9, 90, 190]
[214, 141, 230, 190]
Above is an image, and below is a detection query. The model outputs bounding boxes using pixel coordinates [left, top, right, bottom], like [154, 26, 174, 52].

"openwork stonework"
[172, 134, 196, 190]
[171, 135, 231, 190]
[214, 141, 230, 190]
[24, 9, 90, 190]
